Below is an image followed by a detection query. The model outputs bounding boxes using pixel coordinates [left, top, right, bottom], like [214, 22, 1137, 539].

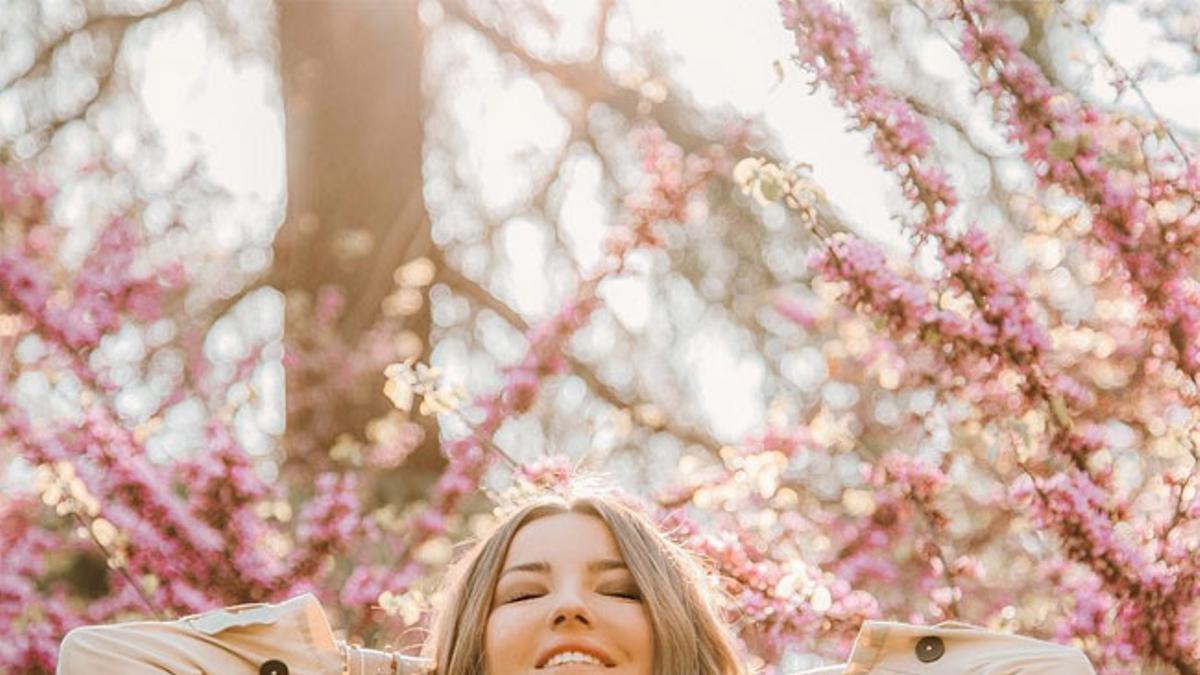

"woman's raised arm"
[57, 593, 430, 675]
[794, 620, 1097, 674]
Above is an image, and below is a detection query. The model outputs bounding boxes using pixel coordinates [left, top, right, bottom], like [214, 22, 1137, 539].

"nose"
[548, 590, 593, 629]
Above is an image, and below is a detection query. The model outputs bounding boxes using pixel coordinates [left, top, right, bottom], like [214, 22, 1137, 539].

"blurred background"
[4, 0, 1196, 489]
[3, 0, 1200, 670]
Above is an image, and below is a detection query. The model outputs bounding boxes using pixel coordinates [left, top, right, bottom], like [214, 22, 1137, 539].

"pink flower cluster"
[952, 0, 1200, 379]
[293, 472, 365, 575]
[0, 165, 384, 669]
[609, 126, 716, 262]
[1040, 561, 1137, 672]
[282, 285, 419, 466]
[6, 376, 373, 615]
[0, 217, 178, 353]
[681, 514, 878, 664]
[0, 499, 85, 672]
[781, 1, 1199, 670]
[653, 432, 891, 660]
[810, 235, 1027, 404]
[780, 0, 1072, 417]
[1013, 469, 1199, 673]
[515, 453, 576, 490]
[779, 0, 955, 240]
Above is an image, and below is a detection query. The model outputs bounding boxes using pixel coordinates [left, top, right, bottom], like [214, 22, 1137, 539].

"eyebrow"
[499, 559, 628, 579]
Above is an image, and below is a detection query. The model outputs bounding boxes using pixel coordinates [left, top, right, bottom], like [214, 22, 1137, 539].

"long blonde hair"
[422, 489, 746, 675]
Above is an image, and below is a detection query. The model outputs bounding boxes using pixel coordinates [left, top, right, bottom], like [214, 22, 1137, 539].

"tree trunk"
[276, 0, 440, 482]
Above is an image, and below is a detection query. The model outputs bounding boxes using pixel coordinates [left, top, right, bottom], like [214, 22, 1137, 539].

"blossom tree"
[2, 0, 1199, 674]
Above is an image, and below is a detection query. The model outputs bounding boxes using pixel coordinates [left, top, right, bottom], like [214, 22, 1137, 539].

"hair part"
[423, 489, 746, 675]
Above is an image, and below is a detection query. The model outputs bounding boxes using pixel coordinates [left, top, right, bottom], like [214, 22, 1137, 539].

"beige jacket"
[57, 595, 1096, 674]
[796, 620, 1097, 674]
[57, 593, 431, 675]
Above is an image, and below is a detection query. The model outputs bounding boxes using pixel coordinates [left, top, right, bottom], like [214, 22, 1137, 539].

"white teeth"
[545, 651, 604, 667]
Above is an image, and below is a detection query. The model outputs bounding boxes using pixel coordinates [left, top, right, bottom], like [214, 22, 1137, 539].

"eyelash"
[503, 590, 642, 603]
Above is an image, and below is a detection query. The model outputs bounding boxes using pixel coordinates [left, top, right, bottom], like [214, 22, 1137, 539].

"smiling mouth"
[537, 651, 613, 669]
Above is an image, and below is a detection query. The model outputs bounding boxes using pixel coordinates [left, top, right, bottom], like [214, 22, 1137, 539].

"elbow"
[57, 625, 106, 674]
[1069, 647, 1099, 675]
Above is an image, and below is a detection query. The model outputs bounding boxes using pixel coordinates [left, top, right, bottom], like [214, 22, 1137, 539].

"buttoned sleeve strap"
[845, 620, 1098, 674]
[922, 621, 1097, 674]
[197, 592, 343, 673]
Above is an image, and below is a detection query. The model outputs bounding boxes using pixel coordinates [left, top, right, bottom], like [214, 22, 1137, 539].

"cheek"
[603, 603, 654, 664]
[485, 606, 537, 668]
[633, 607, 655, 659]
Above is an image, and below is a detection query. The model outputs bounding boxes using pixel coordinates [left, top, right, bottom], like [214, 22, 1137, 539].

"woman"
[57, 489, 1095, 674]
[56, 489, 742, 675]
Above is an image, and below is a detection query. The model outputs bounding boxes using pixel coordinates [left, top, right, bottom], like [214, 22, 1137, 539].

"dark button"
[260, 660, 288, 675]
[915, 635, 945, 663]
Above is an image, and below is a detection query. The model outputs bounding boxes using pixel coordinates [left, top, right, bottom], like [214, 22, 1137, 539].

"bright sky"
[139, 10, 285, 233]
[132, 0, 1199, 448]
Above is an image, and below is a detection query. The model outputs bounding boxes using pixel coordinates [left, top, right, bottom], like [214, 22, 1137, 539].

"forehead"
[503, 511, 624, 566]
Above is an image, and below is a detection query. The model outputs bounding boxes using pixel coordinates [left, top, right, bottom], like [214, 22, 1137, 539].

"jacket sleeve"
[57, 593, 344, 675]
[792, 620, 1097, 674]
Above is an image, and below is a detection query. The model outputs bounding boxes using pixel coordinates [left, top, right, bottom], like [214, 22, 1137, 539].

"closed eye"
[603, 590, 642, 601]
[505, 592, 544, 603]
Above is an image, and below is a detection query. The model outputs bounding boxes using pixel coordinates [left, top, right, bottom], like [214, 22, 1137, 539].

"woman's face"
[484, 511, 654, 675]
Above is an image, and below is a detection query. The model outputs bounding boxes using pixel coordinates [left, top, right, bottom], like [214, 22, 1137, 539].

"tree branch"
[1, 0, 191, 91]
[432, 250, 725, 458]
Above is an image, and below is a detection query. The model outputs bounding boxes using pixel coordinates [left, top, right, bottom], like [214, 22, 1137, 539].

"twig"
[70, 512, 167, 621]
[432, 250, 726, 458]
[1057, 7, 1191, 162]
